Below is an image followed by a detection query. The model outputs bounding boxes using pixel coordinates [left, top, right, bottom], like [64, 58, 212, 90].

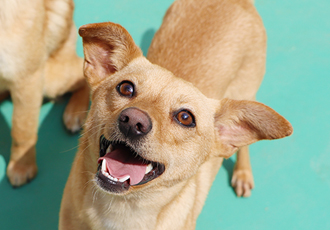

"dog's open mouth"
[96, 135, 165, 193]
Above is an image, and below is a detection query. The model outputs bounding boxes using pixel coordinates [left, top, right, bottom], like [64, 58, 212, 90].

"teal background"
[1, 0, 329, 229]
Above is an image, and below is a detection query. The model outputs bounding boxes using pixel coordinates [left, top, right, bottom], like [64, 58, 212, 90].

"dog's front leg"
[231, 146, 254, 197]
[63, 82, 90, 133]
[6, 68, 44, 187]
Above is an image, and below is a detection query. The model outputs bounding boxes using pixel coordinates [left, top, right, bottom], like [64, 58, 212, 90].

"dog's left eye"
[174, 110, 196, 128]
[117, 81, 135, 97]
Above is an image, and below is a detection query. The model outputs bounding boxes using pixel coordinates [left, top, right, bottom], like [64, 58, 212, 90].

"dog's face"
[79, 22, 293, 195]
[86, 57, 219, 194]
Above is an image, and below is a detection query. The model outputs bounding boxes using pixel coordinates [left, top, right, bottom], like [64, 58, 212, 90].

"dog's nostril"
[136, 123, 143, 133]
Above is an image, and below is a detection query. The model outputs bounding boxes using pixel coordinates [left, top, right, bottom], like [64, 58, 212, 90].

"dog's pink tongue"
[98, 147, 147, 185]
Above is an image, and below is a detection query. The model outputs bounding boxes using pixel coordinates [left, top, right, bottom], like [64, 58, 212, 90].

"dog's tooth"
[103, 171, 118, 182]
[145, 163, 153, 174]
[102, 159, 107, 172]
[118, 175, 130, 182]
[107, 173, 118, 182]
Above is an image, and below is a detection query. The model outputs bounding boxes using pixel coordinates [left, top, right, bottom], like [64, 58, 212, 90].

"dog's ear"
[79, 22, 143, 90]
[213, 98, 293, 158]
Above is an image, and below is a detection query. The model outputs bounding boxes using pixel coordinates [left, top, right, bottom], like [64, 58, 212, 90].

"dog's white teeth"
[109, 174, 118, 182]
[145, 163, 153, 174]
[118, 175, 130, 182]
[102, 159, 107, 172]
[103, 171, 118, 182]
[101, 161, 128, 182]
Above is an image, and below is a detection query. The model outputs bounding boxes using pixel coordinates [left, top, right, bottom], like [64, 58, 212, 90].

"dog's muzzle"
[95, 108, 165, 193]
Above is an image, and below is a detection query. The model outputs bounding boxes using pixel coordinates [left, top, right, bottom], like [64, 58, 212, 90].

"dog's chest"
[0, 27, 28, 81]
[0, 46, 21, 81]
[91, 210, 157, 230]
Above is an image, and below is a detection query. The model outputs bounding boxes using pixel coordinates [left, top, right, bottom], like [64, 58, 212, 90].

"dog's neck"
[83, 173, 198, 230]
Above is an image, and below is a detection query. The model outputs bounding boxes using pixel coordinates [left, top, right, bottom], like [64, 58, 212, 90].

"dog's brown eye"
[175, 110, 195, 128]
[117, 81, 134, 97]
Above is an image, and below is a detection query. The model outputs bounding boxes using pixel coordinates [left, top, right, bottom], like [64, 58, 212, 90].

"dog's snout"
[118, 107, 152, 139]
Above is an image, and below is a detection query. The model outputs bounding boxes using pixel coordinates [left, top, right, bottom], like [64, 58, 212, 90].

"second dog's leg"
[7, 69, 43, 187]
[231, 146, 254, 197]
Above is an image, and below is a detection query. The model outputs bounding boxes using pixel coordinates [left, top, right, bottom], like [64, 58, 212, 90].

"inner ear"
[79, 22, 143, 90]
[214, 98, 293, 158]
[83, 38, 117, 76]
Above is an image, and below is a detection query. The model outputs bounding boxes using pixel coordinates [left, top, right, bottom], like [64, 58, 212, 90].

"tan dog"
[0, 0, 90, 187]
[60, 0, 293, 229]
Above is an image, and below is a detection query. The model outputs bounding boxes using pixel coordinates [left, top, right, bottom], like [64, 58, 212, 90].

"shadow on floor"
[0, 103, 11, 186]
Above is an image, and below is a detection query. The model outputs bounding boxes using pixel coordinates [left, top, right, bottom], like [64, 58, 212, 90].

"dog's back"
[148, 0, 266, 101]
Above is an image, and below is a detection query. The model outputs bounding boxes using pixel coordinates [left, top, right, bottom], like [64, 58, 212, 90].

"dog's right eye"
[174, 110, 196, 128]
[117, 81, 135, 97]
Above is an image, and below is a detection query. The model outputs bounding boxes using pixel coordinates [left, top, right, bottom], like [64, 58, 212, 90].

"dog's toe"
[7, 161, 38, 187]
[231, 169, 254, 197]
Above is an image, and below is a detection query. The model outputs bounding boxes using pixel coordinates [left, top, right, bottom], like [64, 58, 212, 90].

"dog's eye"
[117, 81, 135, 97]
[174, 110, 196, 128]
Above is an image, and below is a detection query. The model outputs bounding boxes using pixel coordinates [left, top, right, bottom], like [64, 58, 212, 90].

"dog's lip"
[96, 135, 165, 193]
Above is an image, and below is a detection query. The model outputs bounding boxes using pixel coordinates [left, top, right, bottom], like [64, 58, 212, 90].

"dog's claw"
[231, 169, 254, 197]
[7, 160, 38, 187]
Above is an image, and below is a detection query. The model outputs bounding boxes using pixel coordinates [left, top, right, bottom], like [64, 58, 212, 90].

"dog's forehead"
[118, 57, 211, 105]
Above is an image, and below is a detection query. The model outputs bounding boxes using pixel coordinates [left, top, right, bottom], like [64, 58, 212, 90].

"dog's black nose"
[118, 107, 152, 139]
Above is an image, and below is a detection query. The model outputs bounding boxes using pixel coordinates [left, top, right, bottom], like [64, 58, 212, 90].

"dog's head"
[79, 22, 293, 195]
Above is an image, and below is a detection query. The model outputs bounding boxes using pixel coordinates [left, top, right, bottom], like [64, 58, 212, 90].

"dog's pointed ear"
[79, 22, 143, 90]
[213, 98, 293, 158]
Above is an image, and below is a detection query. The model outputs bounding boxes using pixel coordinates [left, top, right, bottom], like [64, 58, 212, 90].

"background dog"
[0, 0, 90, 187]
[59, 0, 292, 228]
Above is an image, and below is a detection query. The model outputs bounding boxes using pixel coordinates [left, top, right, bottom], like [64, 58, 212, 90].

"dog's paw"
[63, 99, 88, 133]
[63, 87, 89, 133]
[7, 160, 38, 187]
[231, 169, 254, 197]
[63, 107, 86, 133]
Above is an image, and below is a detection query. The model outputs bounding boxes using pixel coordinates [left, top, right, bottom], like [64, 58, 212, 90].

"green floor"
[1, 0, 329, 229]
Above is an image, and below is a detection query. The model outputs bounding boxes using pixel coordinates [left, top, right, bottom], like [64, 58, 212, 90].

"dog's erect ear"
[214, 98, 293, 158]
[79, 22, 143, 90]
